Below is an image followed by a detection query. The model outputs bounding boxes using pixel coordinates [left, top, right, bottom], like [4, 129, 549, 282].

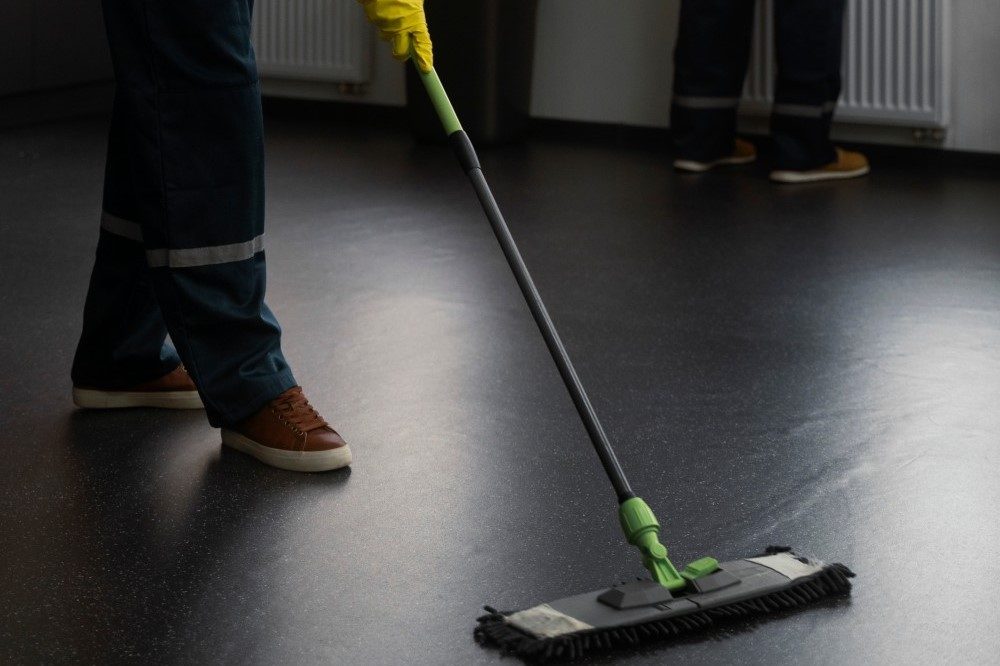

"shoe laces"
[271, 387, 328, 433]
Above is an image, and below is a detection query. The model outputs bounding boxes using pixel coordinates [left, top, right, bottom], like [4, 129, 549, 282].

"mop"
[415, 65, 855, 662]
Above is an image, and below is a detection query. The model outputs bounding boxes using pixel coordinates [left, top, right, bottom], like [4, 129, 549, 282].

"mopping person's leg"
[72, 91, 202, 410]
[84, 0, 350, 470]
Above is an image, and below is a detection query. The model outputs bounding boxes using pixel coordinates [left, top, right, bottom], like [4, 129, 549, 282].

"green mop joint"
[619, 497, 718, 590]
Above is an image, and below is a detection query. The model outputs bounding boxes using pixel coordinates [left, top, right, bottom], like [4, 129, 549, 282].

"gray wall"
[305, 0, 999, 154]
[528, 0, 1000, 154]
[3, 0, 997, 155]
[261, 45, 406, 105]
[0, 0, 111, 95]
[0, 0, 113, 127]
[530, 0, 679, 128]
[949, 1, 1000, 153]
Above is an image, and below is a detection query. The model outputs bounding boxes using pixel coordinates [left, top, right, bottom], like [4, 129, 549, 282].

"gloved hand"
[356, 0, 433, 73]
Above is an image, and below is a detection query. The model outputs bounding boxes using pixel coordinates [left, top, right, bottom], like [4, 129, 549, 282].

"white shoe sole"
[73, 387, 204, 410]
[221, 429, 353, 472]
[770, 165, 870, 183]
[674, 154, 756, 173]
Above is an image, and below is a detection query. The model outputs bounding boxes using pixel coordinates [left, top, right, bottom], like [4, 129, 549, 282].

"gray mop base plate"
[503, 551, 847, 639]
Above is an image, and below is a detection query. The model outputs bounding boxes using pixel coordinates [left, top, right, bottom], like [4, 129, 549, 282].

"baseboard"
[527, 117, 673, 152]
[530, 116, 1000, 171]
[262, 95, 408, 128]
[0, 81, 114, 129]
[17, 88, 986, 172]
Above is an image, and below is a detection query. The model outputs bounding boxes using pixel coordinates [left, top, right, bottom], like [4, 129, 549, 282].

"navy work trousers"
[671, 0, 847, 170]
[72, 0, 296, 427]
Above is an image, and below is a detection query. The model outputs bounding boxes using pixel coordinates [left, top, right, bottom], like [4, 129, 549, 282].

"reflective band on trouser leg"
[772, 101, 837, 118]
[672, 95, 741, 110]
[100, 212, 267, 269]
[145, 234, 266, 269]
[73, 209, 180, 390]
[98, 0, 295, 428]
[100, 211, 144, 242]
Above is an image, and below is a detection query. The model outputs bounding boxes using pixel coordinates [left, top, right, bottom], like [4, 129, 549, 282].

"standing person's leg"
[770, 0, 867, 181]
[89, 0, 350, 470]
[671, 0, 757, 171]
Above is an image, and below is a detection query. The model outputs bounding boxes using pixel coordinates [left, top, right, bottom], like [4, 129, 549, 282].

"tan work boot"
[73, 365, 204, 409]
[221, 386, 352, 472]
[673, 138, 757, 173]
[770, 148, 870, 183]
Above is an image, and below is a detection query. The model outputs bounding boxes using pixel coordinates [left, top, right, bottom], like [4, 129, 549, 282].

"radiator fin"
[252, 0, 372, 84]
[742, 0, 948, 127]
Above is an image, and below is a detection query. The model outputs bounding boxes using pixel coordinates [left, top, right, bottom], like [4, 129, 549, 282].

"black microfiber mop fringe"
[474, 558, 855, 662]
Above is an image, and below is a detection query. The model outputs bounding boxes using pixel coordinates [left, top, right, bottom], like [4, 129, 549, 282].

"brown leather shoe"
[221, 387, 352, 472]
[770, 148, 870, 183]
[73, 365, 204, 409]
[673, 138, 757, 173]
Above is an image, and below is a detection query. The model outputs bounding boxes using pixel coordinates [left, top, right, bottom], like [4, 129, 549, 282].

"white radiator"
[252, 0, 372, 84]
[742, 0, 949, 128]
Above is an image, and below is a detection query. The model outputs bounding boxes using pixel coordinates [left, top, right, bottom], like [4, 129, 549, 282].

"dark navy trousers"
[671, 0, 846, 170]
[72, 0, 296, 426]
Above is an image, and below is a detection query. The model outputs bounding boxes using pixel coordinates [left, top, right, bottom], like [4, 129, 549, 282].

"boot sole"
[221, 429, 353, 472]
[770, 165, 870, 183]
[73, 387, 204, 410]
[673, 154, 756, 173]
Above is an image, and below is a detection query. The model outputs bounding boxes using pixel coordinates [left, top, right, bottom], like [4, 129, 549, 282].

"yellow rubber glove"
[357, 0, 433, 73]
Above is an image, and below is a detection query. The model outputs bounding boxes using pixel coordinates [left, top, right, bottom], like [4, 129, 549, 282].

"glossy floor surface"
[2, 116, 999, 665]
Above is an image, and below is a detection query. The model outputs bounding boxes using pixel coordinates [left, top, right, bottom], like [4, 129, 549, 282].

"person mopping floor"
[71, 0, 430, 472]
[671, 0, 869, 183]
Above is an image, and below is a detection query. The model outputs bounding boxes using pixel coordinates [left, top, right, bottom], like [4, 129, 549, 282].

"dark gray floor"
[2, 115, 999, 665]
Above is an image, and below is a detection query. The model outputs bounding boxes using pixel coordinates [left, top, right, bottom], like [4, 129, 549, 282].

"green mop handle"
[417, 67, 635, 503]
[417, 66, 712, 591]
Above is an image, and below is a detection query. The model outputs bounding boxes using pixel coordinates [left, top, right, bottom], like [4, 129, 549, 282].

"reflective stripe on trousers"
[101, 212, 266, 269]
[671, 0, 846, 170]
[73, 0, 296, 427]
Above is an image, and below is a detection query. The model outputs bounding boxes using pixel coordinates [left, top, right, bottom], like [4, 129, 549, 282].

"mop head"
[475, 547, 854, 662]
